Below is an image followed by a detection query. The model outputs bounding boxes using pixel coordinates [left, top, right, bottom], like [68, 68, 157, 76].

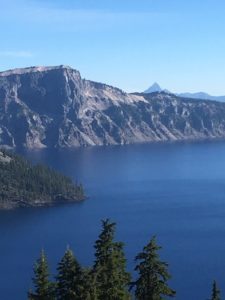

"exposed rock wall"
[0, 65, 225, 148]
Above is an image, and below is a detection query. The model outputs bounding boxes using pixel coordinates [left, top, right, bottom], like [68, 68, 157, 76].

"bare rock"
[0, 66, 225, 148]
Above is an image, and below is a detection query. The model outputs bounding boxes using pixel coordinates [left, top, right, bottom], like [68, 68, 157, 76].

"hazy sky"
[1, 0, 225, 94]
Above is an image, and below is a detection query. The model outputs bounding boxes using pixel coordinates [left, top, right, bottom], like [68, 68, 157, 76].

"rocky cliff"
[1, 65, 225, 149]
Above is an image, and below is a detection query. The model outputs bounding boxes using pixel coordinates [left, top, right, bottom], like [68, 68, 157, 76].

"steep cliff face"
[1, 65, 225, 149]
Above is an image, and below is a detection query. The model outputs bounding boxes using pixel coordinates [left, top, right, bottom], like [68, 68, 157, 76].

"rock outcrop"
[1, 65, 225, 148]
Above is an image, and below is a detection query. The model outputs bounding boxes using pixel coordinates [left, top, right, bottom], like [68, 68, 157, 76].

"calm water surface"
[1, 141, 225, 299]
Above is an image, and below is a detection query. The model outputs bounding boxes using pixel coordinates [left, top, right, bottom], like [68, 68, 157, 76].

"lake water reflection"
[1, 141, 225, 299]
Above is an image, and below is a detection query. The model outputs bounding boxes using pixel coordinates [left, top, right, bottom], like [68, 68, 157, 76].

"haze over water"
[1, 141, 225, 299]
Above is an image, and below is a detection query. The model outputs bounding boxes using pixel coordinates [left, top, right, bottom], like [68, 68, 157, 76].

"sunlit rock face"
[1, 65, 225, 149]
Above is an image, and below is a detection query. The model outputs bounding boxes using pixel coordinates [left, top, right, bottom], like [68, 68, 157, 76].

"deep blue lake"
[1, 141, 225, 299]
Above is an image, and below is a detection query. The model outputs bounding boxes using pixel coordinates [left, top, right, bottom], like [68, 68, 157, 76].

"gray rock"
[1, 65, 225, 149]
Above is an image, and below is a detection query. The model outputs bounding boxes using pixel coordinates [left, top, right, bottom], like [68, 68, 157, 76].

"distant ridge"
[179, 92, 225, 102]
[144, 83, 225, 102]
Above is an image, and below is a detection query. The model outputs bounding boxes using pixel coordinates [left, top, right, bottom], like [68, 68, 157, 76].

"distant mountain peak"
[143, 84, 225, 102]
[144, 82, 162, 93]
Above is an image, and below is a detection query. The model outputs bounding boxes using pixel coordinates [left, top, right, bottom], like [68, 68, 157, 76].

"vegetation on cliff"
[0, 150, 84, 208]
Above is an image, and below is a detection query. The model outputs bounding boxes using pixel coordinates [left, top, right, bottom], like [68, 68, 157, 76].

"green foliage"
[27, 221, 182, 300]
[0, 150, 84, 207]
[132, 236, 175, 300]
[93, 219, 131, 300]
[27, 220, 225, 300]
[211, 280, 220, 300]
[81, 268, 97, 300]
[56, 248, 86, 300]
[28, 250, 55, 300]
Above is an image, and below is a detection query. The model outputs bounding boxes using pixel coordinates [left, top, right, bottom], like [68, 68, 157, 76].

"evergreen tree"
[132, 236, 175, 300]
[211, 280, 220, 300]
[82, 268, 97, 300]
[93, 219, 131, 300]
[28, 250, 55, 300]
[56, 248, 85, 300]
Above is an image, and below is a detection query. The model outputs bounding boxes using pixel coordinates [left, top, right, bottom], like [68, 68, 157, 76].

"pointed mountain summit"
[143, 83, 225, 101]
[144, 82, 162, 93]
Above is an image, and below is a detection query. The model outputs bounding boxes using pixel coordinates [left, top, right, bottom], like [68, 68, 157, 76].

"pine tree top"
[211, 280, 220, 300]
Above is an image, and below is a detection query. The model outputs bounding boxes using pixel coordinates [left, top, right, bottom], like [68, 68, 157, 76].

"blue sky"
[0, 0, 225, 94]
